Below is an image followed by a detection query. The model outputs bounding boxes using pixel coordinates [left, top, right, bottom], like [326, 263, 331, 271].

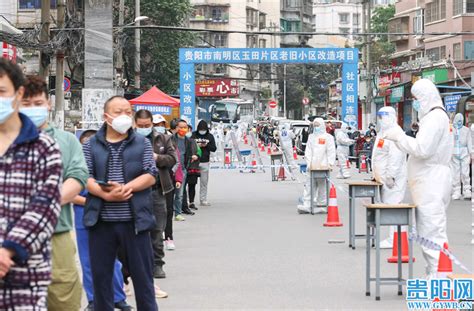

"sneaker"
[297, 205, 310, 214]
[452, 193, 462, 200]
[379, 239, 393, 249]
[200, 201, 211, 206]
[84, 302, 94, 311]
[165, 239, 176, 250]
[154, 285, 168, 299]
[189, 203, 198, 210]
[174, 215, 186, 221]
[114, 300, 133, 311]
[123, 283, 132, 296]
[182, 207, 195, 215]
[313, 208, 327, 214]
[463, 191, 472, 200]
[153, 266, 166, 279]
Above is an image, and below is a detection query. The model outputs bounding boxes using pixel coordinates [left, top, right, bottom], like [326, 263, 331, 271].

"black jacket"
[192, 120, 217, 163]
[171, 134, 196, 170]
[152, 133, 177, 194]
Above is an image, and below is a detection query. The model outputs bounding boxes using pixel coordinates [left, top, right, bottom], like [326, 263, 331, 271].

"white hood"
[312, 118, 326, 136]
[411, 78, 443, 120]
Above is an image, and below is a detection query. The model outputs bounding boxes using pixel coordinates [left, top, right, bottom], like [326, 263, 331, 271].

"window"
[352, 13, 360, 26]
[453, 43, 462, 60]
[246, 35, 258, 48]
[213, 33, 228, 47]
[339, 27, 350, 34]
[426, 47, 443, 61]
[259, 13, 266, 29]
[453, 0, 463, 15]
[259, 39, 266, 48]
[465, 41, 474, 60]
[413, 9, 424, 34]
[468, 0, 474, 13]
[440, 45, 446, 59]
[285, 0, 299, 8]
[246, 8, 258, 27]
[425, 0, 446, 23]
[339, 13, 349, 24]
[19, 0, 56, 9]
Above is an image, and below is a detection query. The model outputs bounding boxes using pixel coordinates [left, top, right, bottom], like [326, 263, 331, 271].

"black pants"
[151, 190, 167, 268]
[89, 222, 158, 311]
[188, 182, 197, 203]
[164, 190, 175, 240]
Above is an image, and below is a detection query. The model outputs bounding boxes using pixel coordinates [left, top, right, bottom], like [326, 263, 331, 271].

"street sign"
[64, 77, 71, 92]
[444, 94, 462, 113]
[64, 91, 72, 99]
[302, 97, 309, 105]
[269, 99, 277, 109]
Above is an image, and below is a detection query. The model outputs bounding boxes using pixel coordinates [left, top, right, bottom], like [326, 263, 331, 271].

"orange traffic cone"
[277, 165, 286, 180]
[267, 144, 272, 155]
[324, 185, 343, 227]
[260, 143, 265, 152]
[251, 154, 257, 170]
[437, 242, 453, 274]
[346, 159, 351, 169]
[360, 155, 368, 173]
[258, 141, 262, 148]
[293, 146, 298, 160]
[387, 232, 414, 263]
[224, 152, 231, 165]
[244, 136, 248, 145]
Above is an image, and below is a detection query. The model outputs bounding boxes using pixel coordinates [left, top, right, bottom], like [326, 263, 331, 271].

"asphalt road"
[149, 156, 473, 310]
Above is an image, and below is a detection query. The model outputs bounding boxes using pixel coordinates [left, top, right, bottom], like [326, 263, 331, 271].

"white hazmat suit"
[383, 78, 453, 278]
[336, 123, 355, 178]
[279, 123, 296, 169]
[372, 106, 407, 249]
[298, 118, 336, 214]
[450, 113, 472, 200]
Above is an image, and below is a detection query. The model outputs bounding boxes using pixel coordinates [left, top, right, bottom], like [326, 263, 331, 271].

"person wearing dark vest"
[82, 96, 158, 311]
[134, 110, 176, 287]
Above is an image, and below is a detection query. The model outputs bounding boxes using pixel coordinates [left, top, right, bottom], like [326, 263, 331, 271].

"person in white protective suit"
[279, 123, 296, 169]
[382, 78, 453, 278]
[450, 113, 472, 200]
[298, 118, 336, 214]
[372, 106, 407, 249]
[210, 124, 223, 162]
[335, 123, 355, 179]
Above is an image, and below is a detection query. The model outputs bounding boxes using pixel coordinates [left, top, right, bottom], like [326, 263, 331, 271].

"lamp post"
[134, 0, 148, 90]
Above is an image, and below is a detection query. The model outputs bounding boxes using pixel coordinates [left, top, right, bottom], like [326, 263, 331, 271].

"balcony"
[388, 16, 409, 43]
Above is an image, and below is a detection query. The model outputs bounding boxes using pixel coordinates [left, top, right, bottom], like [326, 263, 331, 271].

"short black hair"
[79, 129, 97, 143]
[104, 95, 127, 113]
[170, 118, 180, 130]
[134, 109, 153, 122]
[0, 58, 25, 91]
[23, 76, 49, 99]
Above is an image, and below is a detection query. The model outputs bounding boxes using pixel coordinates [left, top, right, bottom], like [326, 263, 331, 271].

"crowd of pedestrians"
[0, 58, 217, 310]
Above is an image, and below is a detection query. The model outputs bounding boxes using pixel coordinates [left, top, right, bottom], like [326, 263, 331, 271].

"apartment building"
[280, 0, 313, 47]
[310, 0, 364, 48]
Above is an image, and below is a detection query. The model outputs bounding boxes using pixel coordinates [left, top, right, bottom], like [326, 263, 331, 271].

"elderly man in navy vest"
[82, 96, 159, 311]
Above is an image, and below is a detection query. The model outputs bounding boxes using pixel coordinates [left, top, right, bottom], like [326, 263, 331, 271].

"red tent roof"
[129, 86, 179, 107]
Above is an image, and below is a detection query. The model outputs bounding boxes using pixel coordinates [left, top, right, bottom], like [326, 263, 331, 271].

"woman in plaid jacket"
[0, 59, 62, 310]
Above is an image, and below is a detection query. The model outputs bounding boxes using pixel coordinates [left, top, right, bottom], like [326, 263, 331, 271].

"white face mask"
[0, 95, 16, 124]
[198, 130, 207, 135]
[107, 114, 132, 134]
[154, 126, 166, 134]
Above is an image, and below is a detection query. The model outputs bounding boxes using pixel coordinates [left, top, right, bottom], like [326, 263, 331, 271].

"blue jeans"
[173, 170, 187, 216]
[74, 206, 126, 303]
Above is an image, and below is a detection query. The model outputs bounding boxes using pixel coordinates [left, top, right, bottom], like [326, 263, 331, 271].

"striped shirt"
[83, 136, 157, 222]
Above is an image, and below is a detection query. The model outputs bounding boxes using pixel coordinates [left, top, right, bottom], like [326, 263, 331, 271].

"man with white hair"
[382, 78, 453, 278]
[372, 106, 407, 249]
[298, 118, 336, 214]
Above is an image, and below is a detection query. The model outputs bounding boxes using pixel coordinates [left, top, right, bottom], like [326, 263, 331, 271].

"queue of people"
[0, 58, 218, 310]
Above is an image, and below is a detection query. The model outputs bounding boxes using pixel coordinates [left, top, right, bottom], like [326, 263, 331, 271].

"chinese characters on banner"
[133, 104, 172, 116]
[1, 42, 17, 63]
[195, 79, 239, 97]
[179, 48, 359, 128]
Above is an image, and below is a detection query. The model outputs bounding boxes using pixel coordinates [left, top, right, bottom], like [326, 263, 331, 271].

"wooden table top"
[309, 168, 330, 171]
[447, 274, 474, 280]
[365, 203, 416, 209]
[347, 180, 383, 186]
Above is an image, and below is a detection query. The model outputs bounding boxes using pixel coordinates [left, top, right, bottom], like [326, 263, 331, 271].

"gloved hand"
[382, 125, 405, 142]
[385, 177, 395, 189]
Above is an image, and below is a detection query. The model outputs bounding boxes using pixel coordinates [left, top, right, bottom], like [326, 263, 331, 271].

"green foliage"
[370, 4, 396, 68]
[371, 5, 395, 41]
[120, 0, 195, 94]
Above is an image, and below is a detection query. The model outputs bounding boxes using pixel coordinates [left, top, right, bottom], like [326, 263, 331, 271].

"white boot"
[463, 190, 472, 199]
[452, 192, 462, 200]
[297, 204, 310, 214]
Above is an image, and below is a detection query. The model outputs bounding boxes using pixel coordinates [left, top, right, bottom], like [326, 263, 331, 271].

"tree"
[369, 4, 396, 68]
[120, 0, 195, 94]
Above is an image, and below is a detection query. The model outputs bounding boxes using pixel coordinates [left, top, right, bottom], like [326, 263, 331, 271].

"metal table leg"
[348, 187, 353, 248]
[366, 214, 371, 296]
[375, 209, 381, 301]
[351, 189, 356, 249]
[408, 209, 413, 280]
[397, 225, 403, 296]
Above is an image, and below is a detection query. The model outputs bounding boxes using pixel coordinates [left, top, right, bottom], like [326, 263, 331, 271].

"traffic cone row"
[324, 185, 342, 227]
[360, 155, 368, 173]
[251, 154, 257, 171]
[437, 242, 453, 275]
[387, 232, 415, 263]
[267, 144, 272, 155]
[277, 165, 286, 181]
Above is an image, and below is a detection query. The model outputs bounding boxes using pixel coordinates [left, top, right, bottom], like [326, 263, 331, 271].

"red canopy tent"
[129, 86, 179, 118]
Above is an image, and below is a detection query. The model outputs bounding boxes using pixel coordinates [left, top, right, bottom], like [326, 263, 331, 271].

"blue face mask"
[136, 127, 152, 136]
[313, 127, 322, 134]
[0, 96, 16, 124]
[412, 100, 421, 112]
[154, 126, 166, 134]
[19, 107, 49, 127]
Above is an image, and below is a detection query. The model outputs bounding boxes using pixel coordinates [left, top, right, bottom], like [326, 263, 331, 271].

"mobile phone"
[96, 180, 112, 187]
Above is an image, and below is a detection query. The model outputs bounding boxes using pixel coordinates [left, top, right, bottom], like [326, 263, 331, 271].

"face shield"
[377, 107, 397, 131]
[453, 113, 464, 130]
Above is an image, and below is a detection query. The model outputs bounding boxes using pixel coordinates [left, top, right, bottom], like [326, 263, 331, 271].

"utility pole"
[134, 0, 141, 90]
[116, 0, 125, 84]
[283, 64, 287, 118]
[54, 0, 66, 129]
[39, 0, 51, 79]
[363, 0, 373, 126]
